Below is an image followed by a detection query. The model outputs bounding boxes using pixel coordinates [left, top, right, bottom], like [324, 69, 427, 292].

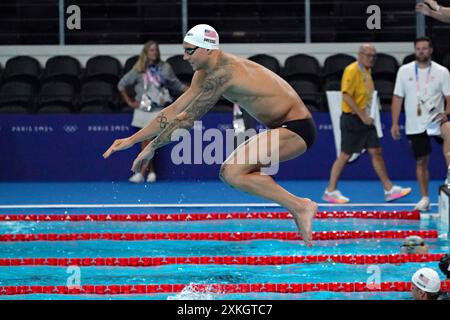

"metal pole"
[59, 0, 65, 45]
[416, 0, 426, 37]
[182, 0, 188, 38]
[305, 0, 311, 43]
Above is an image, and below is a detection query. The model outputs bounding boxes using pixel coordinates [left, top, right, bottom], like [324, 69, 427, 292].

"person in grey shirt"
[118, 40, 188, 183]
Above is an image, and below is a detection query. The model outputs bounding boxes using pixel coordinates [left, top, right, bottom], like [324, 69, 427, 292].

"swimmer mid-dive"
[103, 24, 318, 246]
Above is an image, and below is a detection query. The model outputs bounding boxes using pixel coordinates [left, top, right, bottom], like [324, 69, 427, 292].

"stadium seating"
[3, 56, 41, 87]
[166, 55, 194, 84]
[289, 80, 323, 112]
[372, 53, 399, 82]
[124, 55, 139, 74]
[35, 80, 76, 113]
[323, 53, 356, 82]
[283, 54, 321, 87]
[42, 55, 82, 89]
[0, 80, 36, 113]
[84, 55, 122, 85]
[78, 80, 117, 113]
[0, 51, 439, 114]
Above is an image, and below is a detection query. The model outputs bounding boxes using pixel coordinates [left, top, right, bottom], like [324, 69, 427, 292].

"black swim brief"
[279, 118, 317, 149]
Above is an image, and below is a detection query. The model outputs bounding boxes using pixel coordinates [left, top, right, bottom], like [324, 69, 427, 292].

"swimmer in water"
[103, 24, 318, 246]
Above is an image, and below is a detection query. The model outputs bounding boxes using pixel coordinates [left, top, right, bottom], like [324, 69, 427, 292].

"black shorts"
[406, 131, 443, 159]
[340, 113, 380, 154]
[280, 118, 317, 149]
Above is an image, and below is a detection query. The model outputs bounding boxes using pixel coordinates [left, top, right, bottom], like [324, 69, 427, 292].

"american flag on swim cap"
[418, 273, 430, 285]
[204, 29, 217, 39]
[184, 24, 219, 50]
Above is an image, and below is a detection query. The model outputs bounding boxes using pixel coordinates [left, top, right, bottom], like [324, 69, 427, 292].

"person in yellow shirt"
[322, 44, 412, 203]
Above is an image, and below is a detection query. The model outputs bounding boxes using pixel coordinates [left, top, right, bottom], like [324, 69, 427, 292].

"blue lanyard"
[358, 63, 373, 101]
[415, 62, 432, 94]
[358, 63, 369, 83]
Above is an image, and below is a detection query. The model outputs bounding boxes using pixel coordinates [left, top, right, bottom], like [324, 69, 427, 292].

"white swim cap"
[411, 268, 441, 293]
[184, 24, 219, 50]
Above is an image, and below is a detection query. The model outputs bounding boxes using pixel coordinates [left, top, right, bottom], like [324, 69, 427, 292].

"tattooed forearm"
[156, 113, 169, 129]
[151, 68, 231, 150]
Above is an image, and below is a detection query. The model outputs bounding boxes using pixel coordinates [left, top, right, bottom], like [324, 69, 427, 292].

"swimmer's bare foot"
[290, 198, 317, 247]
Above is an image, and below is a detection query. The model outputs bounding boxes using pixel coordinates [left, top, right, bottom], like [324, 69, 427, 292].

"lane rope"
[0, 210, 421, 222]
[1, 281, 448, 295]
[0, 203, 439, 209]
[0, 230, 438, 242]
[0, 253, 444, 267]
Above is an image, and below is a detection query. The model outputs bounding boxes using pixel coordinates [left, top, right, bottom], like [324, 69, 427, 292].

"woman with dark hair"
[118, 41, 188, 183]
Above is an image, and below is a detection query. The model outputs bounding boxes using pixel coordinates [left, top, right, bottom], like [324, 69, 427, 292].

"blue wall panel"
[0, 113, 446, 181]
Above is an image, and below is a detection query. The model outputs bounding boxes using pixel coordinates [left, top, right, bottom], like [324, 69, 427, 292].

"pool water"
[0, 211, 448, 300]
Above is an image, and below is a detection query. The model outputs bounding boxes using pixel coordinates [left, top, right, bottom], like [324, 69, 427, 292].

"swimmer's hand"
[103, 137, 135, 159]
[131, 142, 155, 173]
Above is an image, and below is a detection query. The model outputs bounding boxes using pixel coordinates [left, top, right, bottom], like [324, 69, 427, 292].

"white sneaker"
[322, 189, 350, 204]
[414, 197, 430, 212]
[129, 173, 144, 183]
[146, 172, 157, 183]
[384, 185, 412, 202]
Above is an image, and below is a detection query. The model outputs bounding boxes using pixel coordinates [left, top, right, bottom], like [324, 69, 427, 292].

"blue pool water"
[0, 180, 449, 300]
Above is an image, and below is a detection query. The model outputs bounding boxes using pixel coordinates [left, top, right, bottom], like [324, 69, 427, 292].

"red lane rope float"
[0, 253, 444, 267]
[0, 230, 438, 242]
[0, 210, 421, 222]
[0, 281, 448, 295]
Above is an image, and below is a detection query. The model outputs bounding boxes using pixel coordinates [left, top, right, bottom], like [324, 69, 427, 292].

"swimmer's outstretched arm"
[103, 84, 196, 159]
[104, 72, 207, 159]
[129, 90, 195, 143]
[130, 68, 231, 172]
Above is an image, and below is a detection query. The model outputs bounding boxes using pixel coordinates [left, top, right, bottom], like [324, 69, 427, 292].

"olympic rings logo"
[63, 125, 79, 133]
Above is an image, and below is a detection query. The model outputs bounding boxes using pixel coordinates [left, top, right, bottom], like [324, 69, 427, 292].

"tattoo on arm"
[156, 113, 169, 129]
[151, 68, 231, 149]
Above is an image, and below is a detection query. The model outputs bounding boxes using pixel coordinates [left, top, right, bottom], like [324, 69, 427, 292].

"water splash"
[4, 221, 32, 234]
[167, 282, 221, 300]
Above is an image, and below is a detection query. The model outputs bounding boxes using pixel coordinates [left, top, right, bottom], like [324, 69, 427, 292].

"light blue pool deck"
[0, 179, 448, 300]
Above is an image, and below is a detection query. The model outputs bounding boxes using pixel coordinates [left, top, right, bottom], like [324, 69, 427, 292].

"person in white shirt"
[391, 37, 450, 211]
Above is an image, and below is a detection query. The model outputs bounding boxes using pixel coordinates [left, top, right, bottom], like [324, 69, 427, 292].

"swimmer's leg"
[220, 128, 317, 246]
